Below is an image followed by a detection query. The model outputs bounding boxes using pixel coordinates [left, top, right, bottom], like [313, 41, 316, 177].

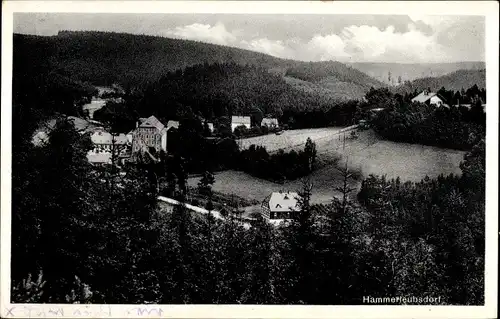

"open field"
[315, 129, 465, 181]
[239, 126, 346, 152]
[189, 129, 466, 205]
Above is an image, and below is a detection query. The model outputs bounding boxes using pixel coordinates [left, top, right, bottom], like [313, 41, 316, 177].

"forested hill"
[13, 31, 384, 100]
[392, 69, 486, 95]
[16, 31, 292, 86]
[284, 61, 384, 90]
[134, 62, 348, 121]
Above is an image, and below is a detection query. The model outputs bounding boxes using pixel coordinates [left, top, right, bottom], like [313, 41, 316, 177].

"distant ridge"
[347, 61, 486, 86]
[391, 69, 486, 95]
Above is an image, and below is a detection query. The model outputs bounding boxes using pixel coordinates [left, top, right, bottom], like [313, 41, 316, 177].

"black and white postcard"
[1, 1, 498, 318]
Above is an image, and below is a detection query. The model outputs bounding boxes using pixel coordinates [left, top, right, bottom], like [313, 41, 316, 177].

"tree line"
[237, 138, 317, 183]
[392, 69, 486, 95]
[365, 87, 486, 150]
[137, 109, 318, 183]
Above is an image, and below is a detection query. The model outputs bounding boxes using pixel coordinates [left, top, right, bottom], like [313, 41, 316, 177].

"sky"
[14, 13, 485, 63]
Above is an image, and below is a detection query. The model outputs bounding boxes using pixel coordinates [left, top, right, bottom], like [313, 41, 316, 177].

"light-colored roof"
[261, 118, 279, 125]
[411, 91, 437, 103]
[268, 191, 300, 213]
[90, 131, 129, 144]
[138, 115, 165, 132]
[87, 152, 111, 164]
[167, 120, 180, 130]
[232, 116, 251, 125]
[67, 116, 103, 132]
[32, 116, 103, 146]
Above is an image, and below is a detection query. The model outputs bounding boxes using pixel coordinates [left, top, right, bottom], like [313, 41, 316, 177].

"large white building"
[130, 115, 168, 156]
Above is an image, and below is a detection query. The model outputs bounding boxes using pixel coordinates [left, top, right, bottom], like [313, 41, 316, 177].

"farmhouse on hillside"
[261, 191, 301, 220]
[231, 116, 251, 132]
[130, 115, 168, 158]
[261, 117, 279, 129]
[411, 90, 448, 107]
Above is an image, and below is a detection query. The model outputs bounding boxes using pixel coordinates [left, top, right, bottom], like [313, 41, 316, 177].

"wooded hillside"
[392, 69, 486, 95]
[14, 31, 384, 102]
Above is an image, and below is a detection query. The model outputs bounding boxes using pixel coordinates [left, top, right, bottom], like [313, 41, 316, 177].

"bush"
[12, 271, 46, 303]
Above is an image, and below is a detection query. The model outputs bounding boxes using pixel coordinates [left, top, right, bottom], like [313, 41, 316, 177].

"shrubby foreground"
[12, 111, 484, 305]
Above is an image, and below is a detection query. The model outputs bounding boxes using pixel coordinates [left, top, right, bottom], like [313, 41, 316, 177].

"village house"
[231, 116, 251, 132]
[87, 129, 130, 165]
[261, 191, 301, 220]
[411, 90, 448, 107]
[90, 129, 129, 152]
[130, 115, 168, 158]
[261, 117, 279, 129]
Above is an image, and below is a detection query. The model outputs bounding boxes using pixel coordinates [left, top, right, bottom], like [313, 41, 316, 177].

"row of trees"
[392, 69, 486, 96]
[435, 84, 486, 105]
[237, 138, 317, 183]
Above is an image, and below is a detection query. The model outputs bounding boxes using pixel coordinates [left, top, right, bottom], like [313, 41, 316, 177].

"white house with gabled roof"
[411, 90, 448, 107]
[261, 191, 301, 220]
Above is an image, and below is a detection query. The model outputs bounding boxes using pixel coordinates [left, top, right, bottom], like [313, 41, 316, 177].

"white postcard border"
[1, 1, 498, 318]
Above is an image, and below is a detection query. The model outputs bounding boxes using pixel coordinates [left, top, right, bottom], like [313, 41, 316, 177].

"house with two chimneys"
[411, 89, 448, 107]
[261, 191, 301, 220]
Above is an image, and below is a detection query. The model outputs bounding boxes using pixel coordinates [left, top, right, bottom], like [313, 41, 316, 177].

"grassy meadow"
[189, 129, 465, 206]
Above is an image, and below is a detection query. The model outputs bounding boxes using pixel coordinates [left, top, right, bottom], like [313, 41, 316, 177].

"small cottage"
[261, 117, 279, 129]
[411, 90, 448, 107]
[231, 116, 251, 132]
[261, 191, 301, 220]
